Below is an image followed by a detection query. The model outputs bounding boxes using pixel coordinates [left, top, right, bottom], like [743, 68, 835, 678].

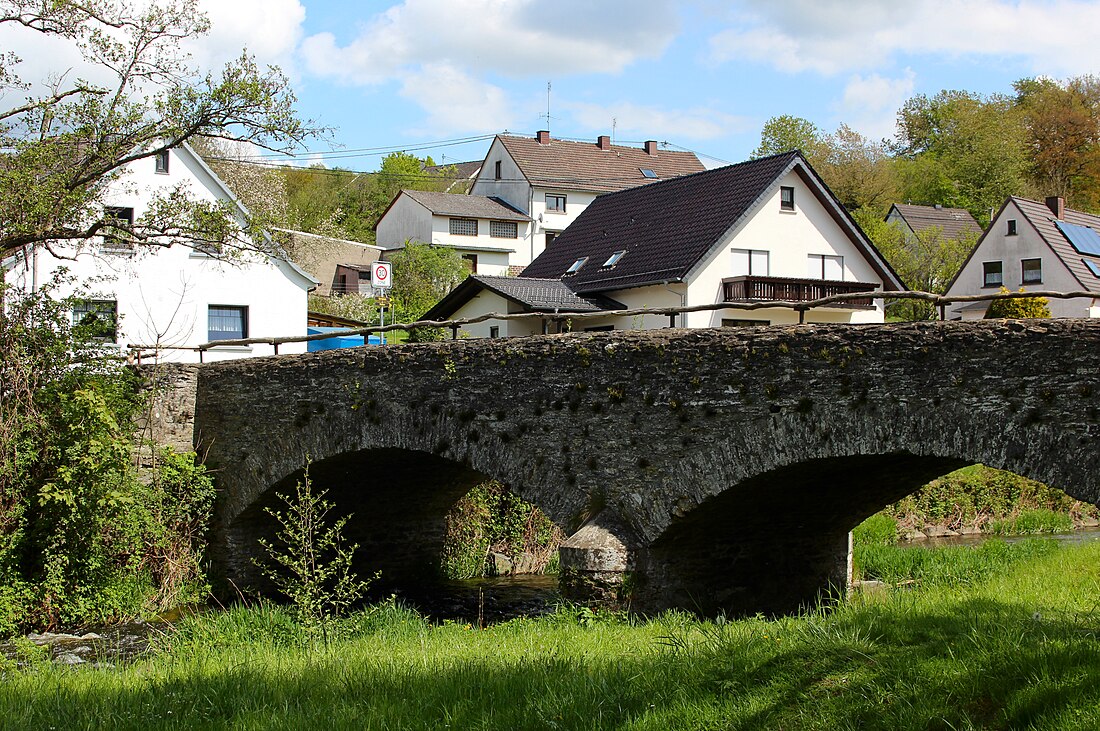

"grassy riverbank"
[2, 540, 1098, 730]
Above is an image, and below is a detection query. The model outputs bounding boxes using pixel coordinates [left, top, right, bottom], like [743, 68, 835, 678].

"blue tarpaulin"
[307, 327, 381, 352]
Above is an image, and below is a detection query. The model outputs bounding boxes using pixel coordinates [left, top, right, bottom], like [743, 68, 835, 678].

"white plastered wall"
[945, 200, 1090, 319]
[683, 169, 886, 328]
[3, 147, 311, 362]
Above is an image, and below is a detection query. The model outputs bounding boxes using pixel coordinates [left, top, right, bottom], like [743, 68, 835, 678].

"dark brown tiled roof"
[890, 203, 982, 240]
[522, 151, 902, 293]
[1011, 197, 1100, 288]
[422, 275, 624, 320]
[497, 135, 705, 194]
[401, 190, 530, 221]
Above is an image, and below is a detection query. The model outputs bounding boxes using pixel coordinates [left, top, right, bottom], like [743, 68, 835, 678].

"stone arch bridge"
[183, 320, 1100, 616]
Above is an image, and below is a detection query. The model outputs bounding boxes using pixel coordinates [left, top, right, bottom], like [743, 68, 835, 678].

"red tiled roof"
[497, 135, 705, 194]
[1011, 197, 1100, 289]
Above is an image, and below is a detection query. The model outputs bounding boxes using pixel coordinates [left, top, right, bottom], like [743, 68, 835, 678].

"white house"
[424, 151, 905, 338]
[943, 196, 1100, 320]
[2, 143, 318, 361]
[375, 190, 532, 276]
[468, 132, 705, 266]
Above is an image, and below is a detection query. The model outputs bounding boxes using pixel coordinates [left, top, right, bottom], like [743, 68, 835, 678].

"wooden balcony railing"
[722, 275, 879, 308]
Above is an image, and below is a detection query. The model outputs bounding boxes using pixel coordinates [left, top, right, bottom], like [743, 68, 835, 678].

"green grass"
[986, 508, 1075, 536]
[2, 543, 1099, 730]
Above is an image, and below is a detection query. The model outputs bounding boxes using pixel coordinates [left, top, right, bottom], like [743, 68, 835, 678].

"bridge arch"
[193, 320, 1100, 614]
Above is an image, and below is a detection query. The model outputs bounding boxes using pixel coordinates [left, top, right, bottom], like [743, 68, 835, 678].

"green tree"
[1014, 76, 1100, 211]
[388, 242, 467, 336]
[986, 287, 1051, 318]
[753, 115, 827, 163]
[0, 0, 318, 260]
[818, 125, 898, 212]
[895, 90, 1027, 223]
[862, 212, 976, 320]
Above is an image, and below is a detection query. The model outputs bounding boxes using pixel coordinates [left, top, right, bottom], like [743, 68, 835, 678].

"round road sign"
[371, 261, 392, 288]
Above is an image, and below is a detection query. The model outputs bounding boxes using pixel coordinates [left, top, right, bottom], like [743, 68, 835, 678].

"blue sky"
[8, 0, 1100, 170]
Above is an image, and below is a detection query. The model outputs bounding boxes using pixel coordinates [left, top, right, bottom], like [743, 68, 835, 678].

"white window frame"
[449, 218, 478, 236]
[983, 261, 1003, 288]
[208, 305, 249, 341]
[731, 248, 769, 276]
[807, 254, 843, 280]
[490, 220, 518, 239]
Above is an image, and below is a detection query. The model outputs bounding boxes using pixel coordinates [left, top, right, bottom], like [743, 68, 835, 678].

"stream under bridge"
[170, 319, 1100, 616]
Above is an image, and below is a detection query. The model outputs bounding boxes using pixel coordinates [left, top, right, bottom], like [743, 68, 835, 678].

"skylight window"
[566, 257, 588, 274]
[640, 168, 658, 179]
[1085, 259, 1100, 278]
[603, 250, 626, 267]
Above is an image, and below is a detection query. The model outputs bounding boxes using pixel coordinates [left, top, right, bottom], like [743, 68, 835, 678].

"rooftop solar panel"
[1056, 220, 1100, 256]
[1084, 259, 1100, 278]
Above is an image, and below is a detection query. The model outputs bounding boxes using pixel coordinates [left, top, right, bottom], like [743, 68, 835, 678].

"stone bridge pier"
[191, 320, 1100, 617]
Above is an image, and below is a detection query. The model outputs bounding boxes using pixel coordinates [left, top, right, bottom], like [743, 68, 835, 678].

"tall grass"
[1, 543, 1098, 730]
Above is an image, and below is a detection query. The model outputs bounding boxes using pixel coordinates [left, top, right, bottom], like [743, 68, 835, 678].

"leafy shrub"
[0, 282, 216, 634]
[985, 287, 1051, 318]
[440, 481, 564, 579]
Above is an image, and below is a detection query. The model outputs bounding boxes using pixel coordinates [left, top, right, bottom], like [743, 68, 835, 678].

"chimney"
[1045, 196, 1065, 219]
[644, 140, 658, 156]
[596, 135, 611, 150]
[536, 130, 551, 144]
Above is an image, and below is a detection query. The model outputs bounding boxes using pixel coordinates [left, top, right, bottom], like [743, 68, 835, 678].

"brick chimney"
[536, 130, 551, 144]
[644, 140, 658, 156]
[1045, 196, 1065, 219]
[596, 135, 611, 150]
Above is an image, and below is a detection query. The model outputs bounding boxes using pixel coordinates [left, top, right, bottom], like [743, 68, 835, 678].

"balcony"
[721, 275, 879, 308]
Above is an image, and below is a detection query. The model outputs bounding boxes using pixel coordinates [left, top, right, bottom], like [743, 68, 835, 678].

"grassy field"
[2, 540, 1098, 730]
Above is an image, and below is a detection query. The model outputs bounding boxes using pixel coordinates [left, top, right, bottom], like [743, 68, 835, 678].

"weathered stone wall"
[133, 363, 200, 458]
[190, 320, 1100, 615]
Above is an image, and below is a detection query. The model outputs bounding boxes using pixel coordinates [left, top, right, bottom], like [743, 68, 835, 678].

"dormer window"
[780, 186, 795, 211]
[640, 168, 658, 179]
[155, 150, 169, 174]
[566, 257, 588, 274]
[603, 250, 626, 267]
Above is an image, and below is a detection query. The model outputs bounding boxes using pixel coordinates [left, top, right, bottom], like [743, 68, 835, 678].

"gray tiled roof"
[422, 275, 624, 320]
[497, 135, 705, 194]
[1012, 197, 1100, 288]
[402, 190, 530, 221]
[890, 204, 982, 240]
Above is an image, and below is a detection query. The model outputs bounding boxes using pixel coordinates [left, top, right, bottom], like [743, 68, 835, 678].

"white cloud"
[191, 0, 306, 72]
[399, 64, 517, 134]
[300, 0, 679, 83]
[565, 100, 750, 141]
[708, 1, 1100, 76]
[836, 69, 916, 140]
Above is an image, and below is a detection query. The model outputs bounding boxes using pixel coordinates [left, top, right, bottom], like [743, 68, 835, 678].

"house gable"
[522, 151, 903, 295]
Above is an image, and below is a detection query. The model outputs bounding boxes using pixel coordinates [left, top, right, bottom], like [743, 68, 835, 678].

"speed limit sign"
[371, 261, 392, 289]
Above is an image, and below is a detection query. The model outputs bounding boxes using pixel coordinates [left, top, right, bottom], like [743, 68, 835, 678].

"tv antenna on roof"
[541, 81, 552, 134]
